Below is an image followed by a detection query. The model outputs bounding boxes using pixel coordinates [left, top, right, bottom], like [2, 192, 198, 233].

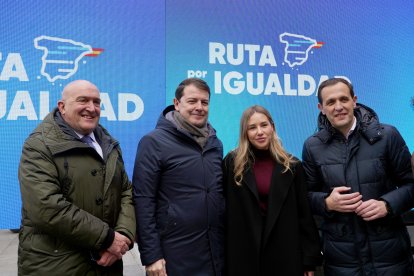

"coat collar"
[156, 105, 222, 152]
[34, 108, 117, 158]
[316, 103, 383, 145]
[243, 166, 260, 202]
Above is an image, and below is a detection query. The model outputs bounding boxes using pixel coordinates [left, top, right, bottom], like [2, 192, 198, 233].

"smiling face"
[173, 83, 209, 127]
[58, 80, 101, 135]
[246, 112, 274, 150]
[318, 82, 357, 136]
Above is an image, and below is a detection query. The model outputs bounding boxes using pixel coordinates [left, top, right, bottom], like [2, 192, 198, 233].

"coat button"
[91, 169, 97, 176]
[95, 197, 103, 205]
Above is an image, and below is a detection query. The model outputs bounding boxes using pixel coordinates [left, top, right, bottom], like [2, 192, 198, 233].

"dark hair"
[175, 78, 210, 100]
[317, 78, 354, 104]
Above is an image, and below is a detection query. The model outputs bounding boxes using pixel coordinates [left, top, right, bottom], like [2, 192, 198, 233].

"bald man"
[18, 80, 136, 275]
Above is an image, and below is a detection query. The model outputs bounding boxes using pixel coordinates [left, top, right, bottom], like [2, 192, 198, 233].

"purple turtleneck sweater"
[252, 149, 275, 214]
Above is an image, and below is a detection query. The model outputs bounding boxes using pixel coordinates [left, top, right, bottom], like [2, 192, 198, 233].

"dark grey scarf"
[169, 111, 210, 148]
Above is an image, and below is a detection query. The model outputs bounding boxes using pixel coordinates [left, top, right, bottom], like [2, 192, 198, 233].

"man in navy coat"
[302, 78, 414, 275]
[133, 78, 224, 276]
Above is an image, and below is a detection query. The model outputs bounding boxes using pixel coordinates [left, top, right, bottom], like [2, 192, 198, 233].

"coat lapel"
[262, 162, 294, 247]
[243, 166, 260, 202]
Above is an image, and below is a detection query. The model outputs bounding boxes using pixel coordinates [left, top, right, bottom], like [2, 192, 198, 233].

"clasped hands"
[97, 231, 131, 267]
[325, 186, 388, 221]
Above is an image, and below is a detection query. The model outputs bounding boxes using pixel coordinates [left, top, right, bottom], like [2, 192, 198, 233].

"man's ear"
[353, 96, 357, 107]
[57, 100, 65, 114]
[173, 98, 180, 111]
[318, 103, 325, 115]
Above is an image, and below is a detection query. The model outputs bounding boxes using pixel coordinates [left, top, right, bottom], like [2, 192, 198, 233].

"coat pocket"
[30, 233, 77, 256]
[321, 222, 357, 265]
[157, 204, 177, 237]
[368, 223, 411, 263]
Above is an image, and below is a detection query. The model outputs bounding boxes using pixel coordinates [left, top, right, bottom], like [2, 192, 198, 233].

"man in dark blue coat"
[133, 78, 224, 276]
[302, 78, 414, 275]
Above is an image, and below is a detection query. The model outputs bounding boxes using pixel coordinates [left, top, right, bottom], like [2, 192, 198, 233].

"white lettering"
[259, 45, 277, 67]
[284, 74, 297, 96]
[0, 90, 6, 119]
[187, 70, 207, 78]
[118, 93, 144, 121]
[39, 91, 49, 120]
[209, 42, 277, 67]
[264, 74, 283, 95]
[7, 91, 37, 120]
[298, 74, 315, 96]
[0, 91, 145, 121]
[227, 44, 244, 66]
[223, 71, 244, 94]
[209, 42, 226, 64]
[215, 72, 350, 97]
[0, 53, 29, 81]
[246, 72, 263, 95]
[244, 44, 260, 66]
[214, 71, 222, 94]
[100, 93, 117, 121]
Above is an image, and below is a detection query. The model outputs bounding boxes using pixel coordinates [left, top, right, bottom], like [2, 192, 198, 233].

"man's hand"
[97, 250, 118, 267]
[355, 199, 388, 221]
[107, 231, 131, 259]
[146, 258, 167, 276]
[325, 186, 362, 212]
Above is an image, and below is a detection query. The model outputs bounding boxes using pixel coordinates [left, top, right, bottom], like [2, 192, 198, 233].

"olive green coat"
[18, 109, 136, 275]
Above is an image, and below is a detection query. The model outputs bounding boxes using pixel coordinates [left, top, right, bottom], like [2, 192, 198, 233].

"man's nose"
[86, 100, 96, 110]
[334, 102, 343, 110]
[195, 101, 203, 110]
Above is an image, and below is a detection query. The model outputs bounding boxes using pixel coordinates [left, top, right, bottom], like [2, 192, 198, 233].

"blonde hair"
[233, 105, 295, 186]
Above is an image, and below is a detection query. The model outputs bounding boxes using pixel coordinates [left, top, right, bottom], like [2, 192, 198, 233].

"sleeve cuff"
[101, 228, 115, 250]
[118, 231, 134, 250]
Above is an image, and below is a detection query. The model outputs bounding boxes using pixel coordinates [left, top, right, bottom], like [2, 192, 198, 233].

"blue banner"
[1, 0, 414, 228]
[166, 0, 414, 155]
[0, 0, 165, 228]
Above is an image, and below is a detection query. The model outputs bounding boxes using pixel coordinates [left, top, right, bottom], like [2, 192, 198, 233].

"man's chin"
[80, 124, 98, 134]
[332, 121, 351, 130]
[191, 121, 207, 128]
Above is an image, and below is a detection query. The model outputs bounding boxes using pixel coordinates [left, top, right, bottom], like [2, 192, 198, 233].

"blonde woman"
[223, 105, 321, 276]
